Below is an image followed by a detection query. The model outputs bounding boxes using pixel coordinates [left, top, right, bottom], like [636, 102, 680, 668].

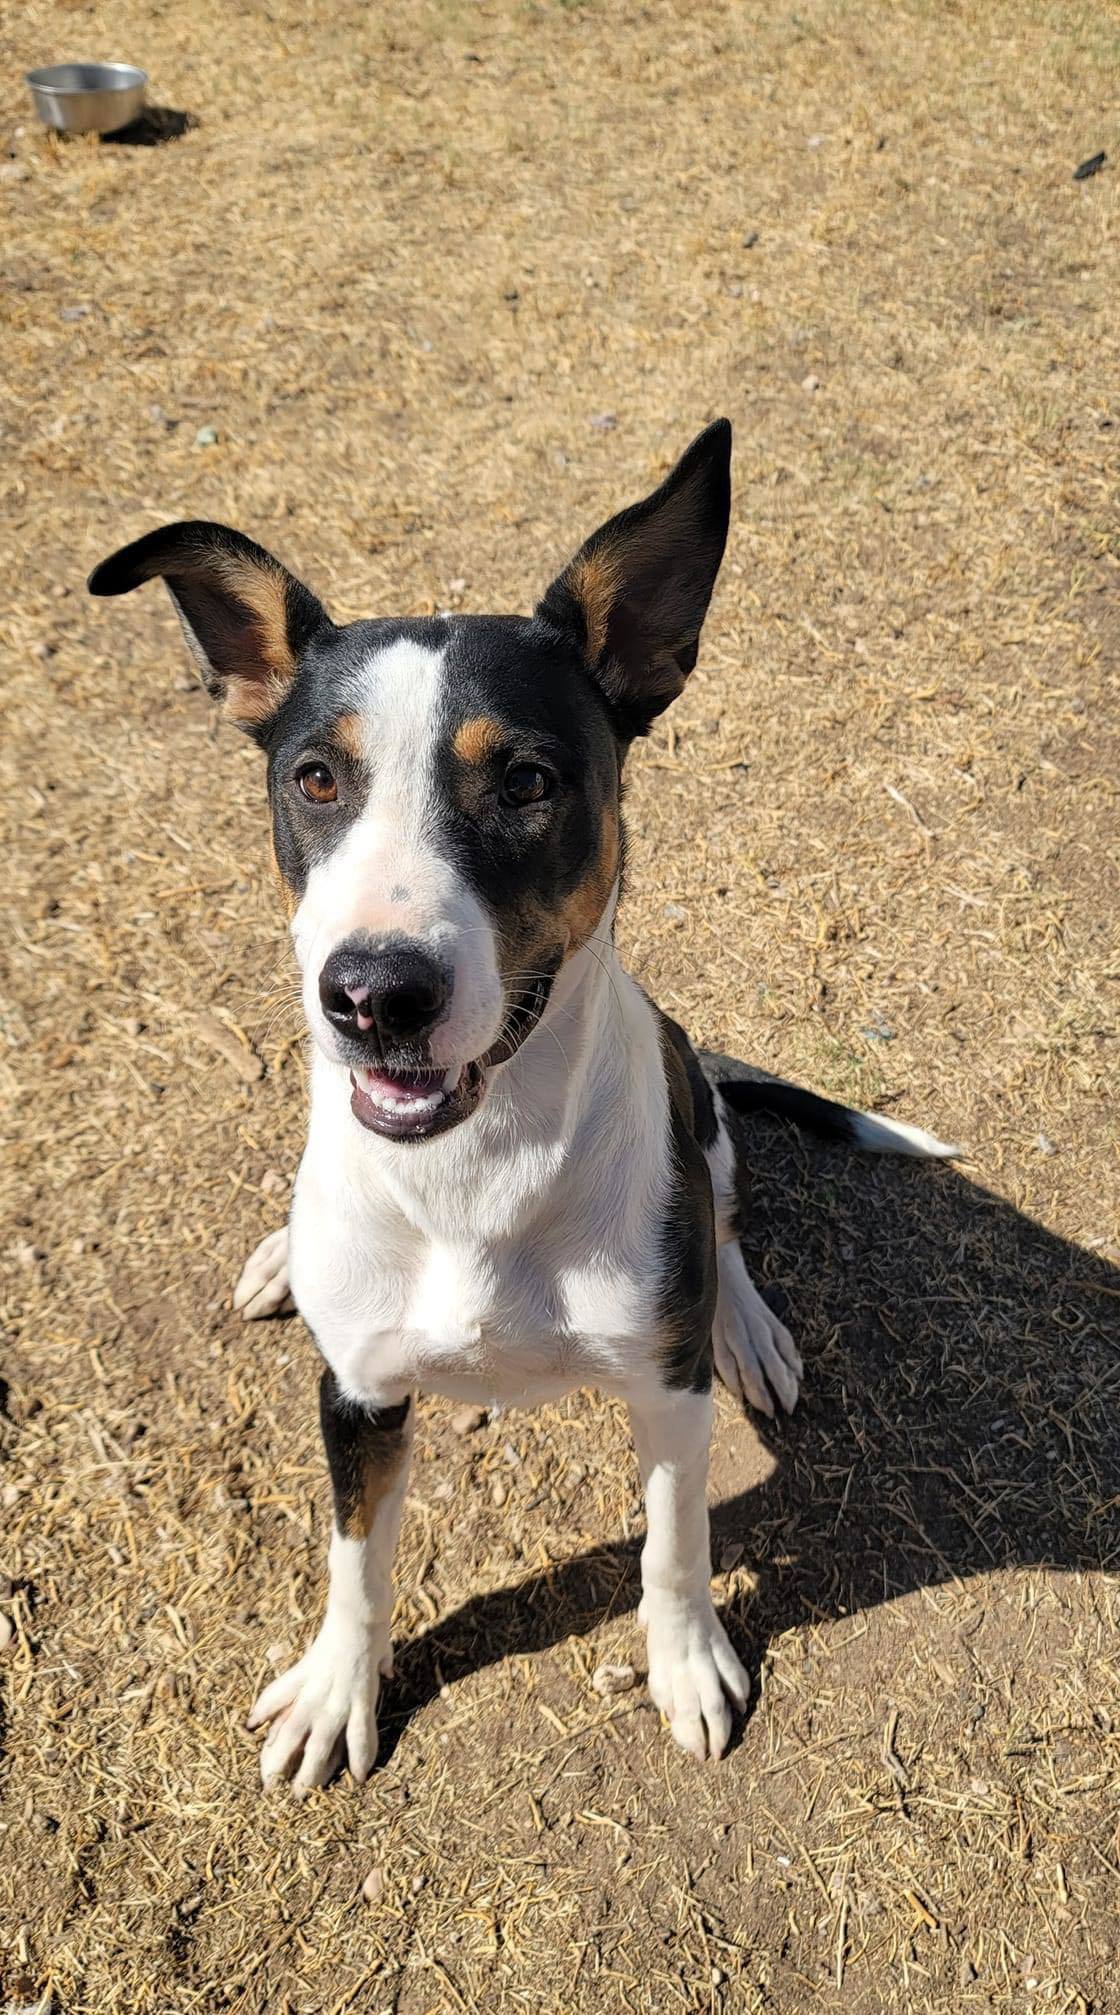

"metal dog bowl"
[26, 62, 148, 136]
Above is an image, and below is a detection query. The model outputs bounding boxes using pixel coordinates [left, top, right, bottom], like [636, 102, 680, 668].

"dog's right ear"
[88, 522, 331, 733]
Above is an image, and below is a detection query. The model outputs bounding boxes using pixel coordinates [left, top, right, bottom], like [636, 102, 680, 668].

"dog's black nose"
[318, 939, 449, 1052]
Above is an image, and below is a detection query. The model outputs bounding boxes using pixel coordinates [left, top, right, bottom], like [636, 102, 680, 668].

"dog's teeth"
[361, 1073, 445, 1117]
[443, 1066, 460, 1092]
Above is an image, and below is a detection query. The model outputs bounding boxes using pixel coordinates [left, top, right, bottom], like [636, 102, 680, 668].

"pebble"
[260, 1168, 289, 1195]
[592, 1661, 637, 1697]
[361, 1866, 385, 1906]
[451, 1404, 487, 1437]
[15, 1243, 43, 1268]
[801, 373, 821, 393]
[590, 411, 618, 433]
[1, 1485, 20, 1510]
[60, 303, 89, 321]
[663, 902, 687, 922]
[490, 1479, 508, 1507]
[1036, 1133, 1057, 1156]
[0, 161, 31, 183]
[0, 1614, 15, 1652]
[860, 1017, 894, 1043]
[194, 424, 220, 448]
[719, 1542, 744, 1572]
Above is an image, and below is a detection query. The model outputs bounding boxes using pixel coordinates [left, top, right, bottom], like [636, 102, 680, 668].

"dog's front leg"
[248, 1368, 413, 1796]
[628, 1385, 749, 1761]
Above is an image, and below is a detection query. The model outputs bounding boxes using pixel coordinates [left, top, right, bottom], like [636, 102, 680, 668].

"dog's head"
[91, 421, 730, 1141]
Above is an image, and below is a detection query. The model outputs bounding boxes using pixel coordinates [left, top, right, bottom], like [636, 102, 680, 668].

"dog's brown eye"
[501, 763, 551, 808]
[297, 762, 338, 805]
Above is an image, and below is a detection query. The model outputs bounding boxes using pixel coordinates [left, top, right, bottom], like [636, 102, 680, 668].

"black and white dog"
[91, 422, 953, 1793]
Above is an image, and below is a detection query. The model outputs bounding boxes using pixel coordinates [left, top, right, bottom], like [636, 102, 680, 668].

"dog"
[90, 420, 955, 1793]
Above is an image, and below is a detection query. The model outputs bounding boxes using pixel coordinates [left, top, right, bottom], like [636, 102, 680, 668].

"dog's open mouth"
[350, 1060, 486, 1141]
[348, 972, 557, 1143]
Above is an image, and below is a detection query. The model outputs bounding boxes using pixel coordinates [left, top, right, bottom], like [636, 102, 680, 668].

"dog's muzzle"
[348, 968, 557, 1144]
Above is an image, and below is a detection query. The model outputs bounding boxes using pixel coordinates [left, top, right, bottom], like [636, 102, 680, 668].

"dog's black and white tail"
[717, 1075, 960, 1159]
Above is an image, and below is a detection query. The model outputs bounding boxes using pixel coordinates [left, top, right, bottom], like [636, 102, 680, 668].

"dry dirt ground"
[2, 1, 1119, 2009]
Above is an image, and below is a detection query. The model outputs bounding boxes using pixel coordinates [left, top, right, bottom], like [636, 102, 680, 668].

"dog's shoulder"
[635, 994, 719, 1393]
[647, 999, 719, 1154]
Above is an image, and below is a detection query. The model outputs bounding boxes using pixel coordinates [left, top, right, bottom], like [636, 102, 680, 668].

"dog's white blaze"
[290, 637, 504, 1069]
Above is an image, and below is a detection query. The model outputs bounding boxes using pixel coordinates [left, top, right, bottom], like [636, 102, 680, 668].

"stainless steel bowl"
[26, 62, 148, 136]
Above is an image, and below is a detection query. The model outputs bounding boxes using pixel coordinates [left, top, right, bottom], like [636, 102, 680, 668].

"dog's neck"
[489, 921, 623, 1139]
[304, 893, 665, 1248]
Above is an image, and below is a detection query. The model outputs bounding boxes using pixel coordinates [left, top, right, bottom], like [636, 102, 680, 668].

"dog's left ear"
[537, 419, 732, 735]
[88, 521, 331, 734]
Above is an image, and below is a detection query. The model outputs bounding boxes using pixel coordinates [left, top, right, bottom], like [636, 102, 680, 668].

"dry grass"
[2, 0, 1119, 2009]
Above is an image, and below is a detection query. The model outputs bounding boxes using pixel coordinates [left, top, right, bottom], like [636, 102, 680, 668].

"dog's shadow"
[378, 1086, 1119, 1763]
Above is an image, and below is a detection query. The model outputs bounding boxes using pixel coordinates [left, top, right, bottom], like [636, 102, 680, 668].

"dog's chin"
[349, 1060, 487, 1142]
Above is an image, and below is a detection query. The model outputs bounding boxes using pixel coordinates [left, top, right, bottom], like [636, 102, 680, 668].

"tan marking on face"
[269, 833, 298, 920]
[559, 801, 620, 955]
[495, 804, 620, 980]
[453, 715, 505, 766]
[565, 547, 622, 663]
[331, 711, 366, 762]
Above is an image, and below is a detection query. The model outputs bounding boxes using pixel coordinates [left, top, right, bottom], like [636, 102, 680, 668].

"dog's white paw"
[247, 1620, 391, 1796]
[233, 1226, 293, 1320]
[644, 1599, 749, 1761]
[713, 1244, 802, 1418]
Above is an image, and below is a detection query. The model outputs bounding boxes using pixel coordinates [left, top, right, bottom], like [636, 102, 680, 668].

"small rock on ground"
[592, 1661, 637, 1697]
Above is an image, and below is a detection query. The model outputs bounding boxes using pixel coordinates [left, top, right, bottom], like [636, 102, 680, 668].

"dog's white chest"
[398, 1240, 571, 1394]
[291, 1196, 651, 1408]
[404, 1241, 505, 1355]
